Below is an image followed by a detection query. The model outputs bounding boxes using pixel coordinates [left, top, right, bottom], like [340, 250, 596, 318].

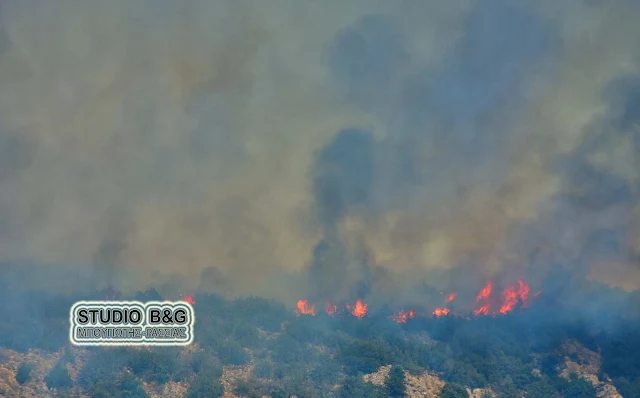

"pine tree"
[386, 366, 407, 398]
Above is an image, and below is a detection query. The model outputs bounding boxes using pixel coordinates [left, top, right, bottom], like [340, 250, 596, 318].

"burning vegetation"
[296, 299, 316, 316]
[296, 279, 540, 324]
[1, 263, 638, 398]
[179, 292, 196, 305]
[347, 299, 368, 319]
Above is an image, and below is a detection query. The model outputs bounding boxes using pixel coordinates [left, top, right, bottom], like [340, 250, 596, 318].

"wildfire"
[432, 307, 450, 317]
[476, 282, 493, 301]
[522, 290, 541, 308]
[325, 300, 337, 316]
[296, 299, 316, 316]
[293, 280, 539, 323]
[473, 281, 493, 315]
[472, 279, 533, 316]
[518, 280, 530, 302]
[473, 304, 491, 316]
[347, 299, 368, 319]
[390, 309, 415, 323]
[180, 292, 196, 305]
[499, 280, 529, 314]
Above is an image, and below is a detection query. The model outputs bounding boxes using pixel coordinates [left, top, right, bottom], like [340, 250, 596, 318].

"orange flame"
[432, 307, 450, 317]
[179, 292, 196, 305]
[296, 299, 316, 316]
[476, 282, 493, 301]
[500, 287, 518, 314]
[473, 282, 494, 315]
[499, 280, 529, 314]
[347, 299, 368, 319]
[522, 290, 542, 308]
[390, 309, 415, 323]
[293, 280, 536, 321]
[474, 304, 491, 316]
[517, 280, 530, 302]
[325, 300, 337, 316]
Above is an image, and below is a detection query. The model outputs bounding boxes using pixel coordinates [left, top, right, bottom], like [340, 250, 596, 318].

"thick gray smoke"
[0, 0, 638, 307]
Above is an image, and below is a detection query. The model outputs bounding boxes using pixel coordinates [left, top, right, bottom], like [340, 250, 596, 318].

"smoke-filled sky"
[0, 0, 638, 302]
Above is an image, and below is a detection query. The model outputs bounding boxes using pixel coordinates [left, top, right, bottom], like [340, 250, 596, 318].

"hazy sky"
[0, 0, 638, 301]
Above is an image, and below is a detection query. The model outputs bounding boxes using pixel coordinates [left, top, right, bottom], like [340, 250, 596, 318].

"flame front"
[390, 309, 415, 323]
[476, 282, 493, 301]
[325, 300, 337, 316]
[522, 290, 541, 308]
[517, 280, 530, 302]
[432, 307, 450, 317]
[474, 282, 493, 315]
[293, 280, 538, 322]
[474, 304, 491, 316]
[499, 287, 518, 314]
[180, 292, 196, 305]
[296, 299, 316, 316]
[499, 280, 530, 314]
[347, 299, 368, 319]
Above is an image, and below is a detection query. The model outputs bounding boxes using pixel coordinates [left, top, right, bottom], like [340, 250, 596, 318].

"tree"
[440, 382, 469, 398]
[339, 340, 394, 375]
[77, 348, 128, 389]
[232, 322, 261, 348]
[128, 348, 179, 384]
[561, 374, 598, 398]
[338, 375, 386, 398]
[386, 366, 407, 398]
[119, 372, 149, 398]
[45, 360, 73, 390]
[252, 359, 274, 379]
[613, 377, 640, 397]
[310, 357, 342, 388]
[87, 382, 118, 398]
[186, 373, 224, 398]
[176, 349, 222, 382]
[16, 362, 34, 385]
[217, 340, 251, 365]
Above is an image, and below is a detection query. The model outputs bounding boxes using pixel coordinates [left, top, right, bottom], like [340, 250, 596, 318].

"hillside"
[0, 342, 625, 398]
[1, 1, 639, 397]
[2, 284, 640, 398]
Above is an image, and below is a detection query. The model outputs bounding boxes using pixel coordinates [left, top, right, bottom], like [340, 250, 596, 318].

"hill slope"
[2, 286, 640, 397]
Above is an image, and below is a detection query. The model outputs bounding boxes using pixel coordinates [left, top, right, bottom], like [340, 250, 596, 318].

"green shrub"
[386, 365, 406, 397]
[232, 323, 261, 348]
[338, 340, 394, 375]
[128, 348, 178, 384]
[440, 383, 469, 398]
[118, 372, 149, 398]
[77, 347, 130, 389]
[309, 358, 342, 387]
[44, 360, 73, 390]
[217, 340, 251, 365]
[253, 359, 274, 379]
[16, 362, 34, 385]
[338, 375, 386, 398]
[186, 372, 224, 398]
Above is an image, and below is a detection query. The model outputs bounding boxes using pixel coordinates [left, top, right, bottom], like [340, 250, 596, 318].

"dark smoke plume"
[0, 1, 637, 318]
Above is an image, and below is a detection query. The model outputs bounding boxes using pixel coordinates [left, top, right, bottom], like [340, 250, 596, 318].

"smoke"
[308, 129, 377, 301]
[0, 0, 638, 308]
